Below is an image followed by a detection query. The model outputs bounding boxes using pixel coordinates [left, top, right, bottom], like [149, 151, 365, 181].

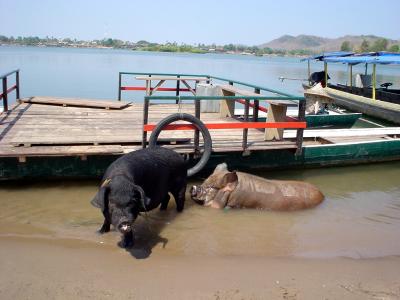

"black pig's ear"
[91, 179, 110, 211]
[221, 171, 238, 186]
[132, 184, 151, 210]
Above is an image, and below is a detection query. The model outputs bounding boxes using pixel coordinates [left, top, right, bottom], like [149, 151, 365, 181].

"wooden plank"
[219, 84, 261, 96]
[283, 127, 400, 138]
[19, 97, 132, 109]
[220, 89, 235, 117]
[0, 145, 125, 157]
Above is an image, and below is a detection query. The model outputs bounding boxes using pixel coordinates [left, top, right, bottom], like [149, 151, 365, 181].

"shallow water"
[1, 161, 399, 259]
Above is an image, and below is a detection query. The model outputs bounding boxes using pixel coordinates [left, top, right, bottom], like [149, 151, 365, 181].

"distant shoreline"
[0, 43, 308, 58]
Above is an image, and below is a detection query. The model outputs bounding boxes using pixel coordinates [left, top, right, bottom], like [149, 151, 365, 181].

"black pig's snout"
[117, 219, 132, 233]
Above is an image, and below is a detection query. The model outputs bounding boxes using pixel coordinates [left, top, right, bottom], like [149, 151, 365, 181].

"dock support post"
[349, 65, 353, 89]
[2, 77, 8, 112]
[372, 64, 376, 100]
[242, 99, 249, 152]
[295, 100, 306, 156]
[176, 75, 180, 104]
[253, 88, 260, 122]
[324, 62, 328, 87]
[16, 70, 20, 100]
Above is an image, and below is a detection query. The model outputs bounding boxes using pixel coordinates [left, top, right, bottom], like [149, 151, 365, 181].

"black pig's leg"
[98, 211, 111, 234]
[160, 194, 170, 211]
[119, 232, 134, 248]
[172, 183, 186, 212]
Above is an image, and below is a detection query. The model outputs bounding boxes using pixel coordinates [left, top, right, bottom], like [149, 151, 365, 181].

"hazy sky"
[1, 0, 399, 45]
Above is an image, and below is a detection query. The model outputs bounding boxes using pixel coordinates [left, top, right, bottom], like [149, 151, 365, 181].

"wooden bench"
[218, 84, 298, 141]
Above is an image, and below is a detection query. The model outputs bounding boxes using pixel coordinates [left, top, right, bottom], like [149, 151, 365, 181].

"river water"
[0, 46, 400, 259]
[0, 161, 399, 259]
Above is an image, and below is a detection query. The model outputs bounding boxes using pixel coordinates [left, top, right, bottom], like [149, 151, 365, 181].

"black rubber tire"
[148, 113, 212, 177]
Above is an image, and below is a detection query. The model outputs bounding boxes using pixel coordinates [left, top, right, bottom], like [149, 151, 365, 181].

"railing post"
[16, 70, 20, 100]
[142, 97, 150, 148]
[118, 73, 122, 101]
[176, 75, 180, 104]
[295, 99, 306, 156]
[2, 77, 8, 112]
[242, 99, 249, 152]
[253, 88, 260, 122]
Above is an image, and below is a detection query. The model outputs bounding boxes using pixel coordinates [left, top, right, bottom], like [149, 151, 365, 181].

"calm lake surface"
[0, 46, 399, 258]
[1, 45, 399, 102]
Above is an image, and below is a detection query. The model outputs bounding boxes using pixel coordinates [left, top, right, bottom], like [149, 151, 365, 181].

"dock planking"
[19, 96, 133, 109]
[1, 96, 400, 162]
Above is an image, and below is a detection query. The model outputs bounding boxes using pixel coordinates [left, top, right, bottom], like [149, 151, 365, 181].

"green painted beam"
[210, 75, 298, 98]
[144, 95, 305, 101]
[0, 69, 19, 80]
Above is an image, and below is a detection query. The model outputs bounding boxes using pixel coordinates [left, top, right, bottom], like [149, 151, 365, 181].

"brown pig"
[190, 163, 324, 210]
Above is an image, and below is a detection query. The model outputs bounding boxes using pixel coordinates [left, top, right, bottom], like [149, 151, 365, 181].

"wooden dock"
[0, 96, 302, 160]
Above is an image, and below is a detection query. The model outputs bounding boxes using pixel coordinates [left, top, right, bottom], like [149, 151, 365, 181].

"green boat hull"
[1, 140, 400, 180]
[305, 113, 362, 127]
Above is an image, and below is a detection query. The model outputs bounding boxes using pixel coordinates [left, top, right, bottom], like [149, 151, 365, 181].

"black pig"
[91, 147, 187, 248]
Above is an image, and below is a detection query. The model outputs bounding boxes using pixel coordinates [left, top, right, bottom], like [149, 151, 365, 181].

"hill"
[260, 34, 400, 52]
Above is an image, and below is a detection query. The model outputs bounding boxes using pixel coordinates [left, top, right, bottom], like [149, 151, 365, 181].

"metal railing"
[118, 72, 306, 155]
[0, 69, 20, 112]
[142, 95, 306, 154]
[118, 72, 211, 102]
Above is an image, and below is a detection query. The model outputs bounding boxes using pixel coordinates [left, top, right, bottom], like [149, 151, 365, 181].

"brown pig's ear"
[221, 171, 238, 186]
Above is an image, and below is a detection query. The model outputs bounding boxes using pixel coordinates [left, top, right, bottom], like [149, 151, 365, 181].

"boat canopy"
[323, 52, 400, 65]
[300, 51, 354, 62]
[304, 51, 400, 65]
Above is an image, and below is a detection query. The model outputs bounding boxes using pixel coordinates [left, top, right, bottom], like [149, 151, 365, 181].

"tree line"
[340, 38, 399, 53]
[0, 35, 315, 56]
[2, 35, 398, 56]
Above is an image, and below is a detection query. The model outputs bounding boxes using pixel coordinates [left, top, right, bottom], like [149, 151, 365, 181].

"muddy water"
[0, 161, 399, 259]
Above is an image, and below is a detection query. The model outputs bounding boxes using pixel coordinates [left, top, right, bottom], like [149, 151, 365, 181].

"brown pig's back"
[231, 172, 324, 210]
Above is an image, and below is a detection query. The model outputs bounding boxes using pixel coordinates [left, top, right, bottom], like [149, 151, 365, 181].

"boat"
[301, 52, 400, 124]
